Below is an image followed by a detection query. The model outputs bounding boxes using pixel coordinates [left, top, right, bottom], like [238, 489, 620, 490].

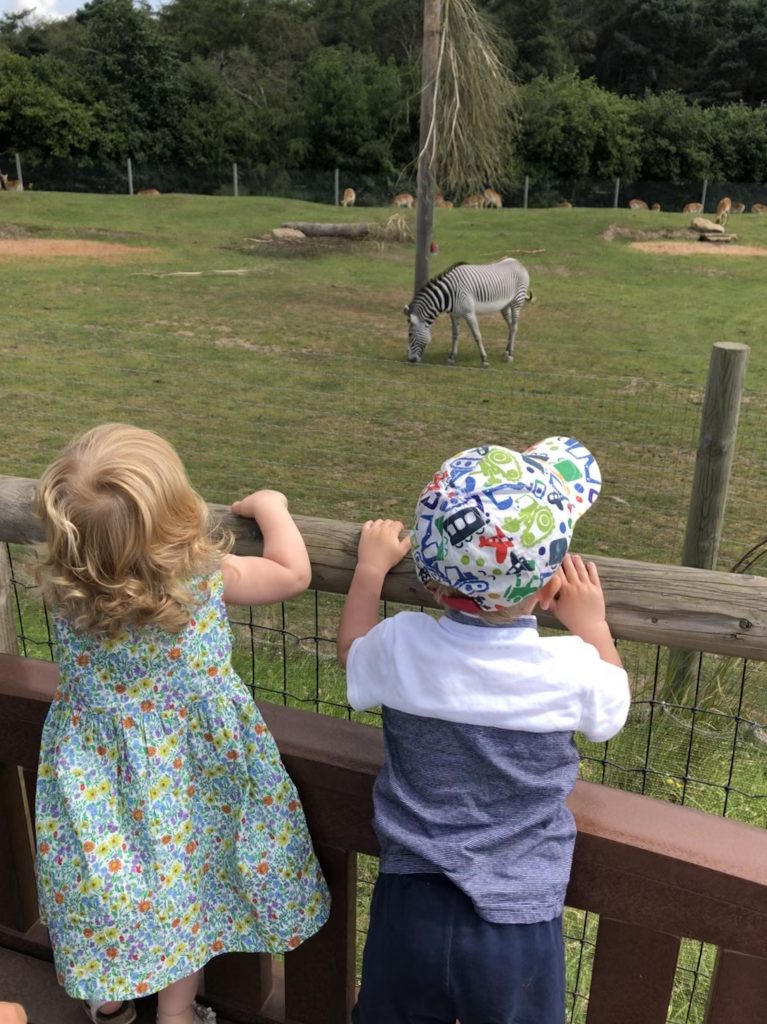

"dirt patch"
[0, 239, 160, 260]
[629, 240, 767, 256]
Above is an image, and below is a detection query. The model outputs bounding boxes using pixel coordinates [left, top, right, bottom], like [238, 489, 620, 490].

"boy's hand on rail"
[538, 554, 623, 668]
[357, 519, 412, 576]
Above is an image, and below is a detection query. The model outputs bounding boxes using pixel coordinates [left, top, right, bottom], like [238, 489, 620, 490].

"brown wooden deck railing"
[2, 476, 767, 1023]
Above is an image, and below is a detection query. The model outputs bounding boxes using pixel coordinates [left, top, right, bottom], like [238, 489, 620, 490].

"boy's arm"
[537, 553, 623, 669]
[337, 520, 412, 667]
[222, 490, 312, 605]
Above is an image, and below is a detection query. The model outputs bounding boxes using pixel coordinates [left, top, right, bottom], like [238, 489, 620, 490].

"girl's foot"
[156, 1003, 216, 1024]
[83, 1001, 137, 1024]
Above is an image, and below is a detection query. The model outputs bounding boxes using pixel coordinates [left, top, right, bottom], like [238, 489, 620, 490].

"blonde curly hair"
[35, 423, 231, 635]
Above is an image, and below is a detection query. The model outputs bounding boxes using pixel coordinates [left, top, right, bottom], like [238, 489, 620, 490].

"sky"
[1, 0, 160, 19]
[2, 0, 81, 17]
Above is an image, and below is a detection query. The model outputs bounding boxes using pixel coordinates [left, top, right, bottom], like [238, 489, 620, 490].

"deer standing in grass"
[0, 172, 23, 191]
[390, 192, 415, 208]
[483, 188, 503, 208]
[342, 188, 356, 207]
[715, 197, 732, 226]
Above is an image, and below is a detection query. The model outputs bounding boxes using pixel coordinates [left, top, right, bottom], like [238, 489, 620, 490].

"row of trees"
[2, 0, 767, 185]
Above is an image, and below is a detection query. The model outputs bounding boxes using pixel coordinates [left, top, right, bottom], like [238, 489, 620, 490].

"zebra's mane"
[420, 261, 467, 292]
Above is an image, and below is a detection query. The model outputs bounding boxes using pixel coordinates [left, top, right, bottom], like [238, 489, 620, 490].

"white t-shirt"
[348, 611, 629, 742]
[346, 611, 631, 923]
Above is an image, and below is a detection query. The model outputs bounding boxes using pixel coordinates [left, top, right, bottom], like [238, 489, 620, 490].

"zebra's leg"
[463, 312, 489, 367]
[448, 314, 461, 365]
[502, 303, 520, 362]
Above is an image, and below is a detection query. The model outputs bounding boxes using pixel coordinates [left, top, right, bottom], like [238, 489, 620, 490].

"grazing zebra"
[404, 258, 532, 367]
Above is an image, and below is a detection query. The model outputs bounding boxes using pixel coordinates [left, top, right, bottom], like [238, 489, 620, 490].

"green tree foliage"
[483, 0, 576, 80]
[0, 50, 99, 158]
[5, 0, 767, 183]
[518, 74, 641, 179]
[631, 90, 713, 180]
[298, 45, 410, 171]
[695, 0, 767, 105]
[74, 0, 184, 160]
[593, 0, 704, 97]
[706, 101, 767, 180]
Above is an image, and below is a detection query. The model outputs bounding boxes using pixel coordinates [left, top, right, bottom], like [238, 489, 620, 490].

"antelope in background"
[341, 187, 356, 207]
[390, 192, 415, 208]
[483, 187, 502, 208]
[715, 196, 732, 226]
[731, 201, 746, 214]
[628, 198, 648, 209]
[435, 192, 453, 208]
[0, 172, 23, 191]
[752, 203, 767, 214]
[461, 193, 485, 208]
[683, 201, 703, 214]
[136, 188, 160, 196]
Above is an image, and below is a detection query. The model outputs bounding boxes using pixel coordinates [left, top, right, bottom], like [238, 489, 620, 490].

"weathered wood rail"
[2, 475, 767, 660]
[2, 475, 767, 1023]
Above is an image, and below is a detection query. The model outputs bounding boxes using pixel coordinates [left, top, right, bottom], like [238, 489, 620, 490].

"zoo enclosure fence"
[1, 476, 767, 1023]
[3, 151, 767, 213]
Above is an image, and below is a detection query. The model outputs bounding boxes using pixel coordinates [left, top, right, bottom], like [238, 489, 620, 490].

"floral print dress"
[36, 571, 330, 1001]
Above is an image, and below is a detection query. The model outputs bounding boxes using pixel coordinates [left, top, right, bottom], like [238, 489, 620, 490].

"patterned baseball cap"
[412, 438, 601, 610]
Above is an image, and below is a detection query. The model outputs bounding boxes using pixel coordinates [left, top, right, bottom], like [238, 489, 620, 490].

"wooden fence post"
[413, 0, 442, 294]
[0, 545, 40, 936]
[663, 341, 750, 701]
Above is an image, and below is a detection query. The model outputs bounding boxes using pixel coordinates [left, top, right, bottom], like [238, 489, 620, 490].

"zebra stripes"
[404, 258, 532, 367]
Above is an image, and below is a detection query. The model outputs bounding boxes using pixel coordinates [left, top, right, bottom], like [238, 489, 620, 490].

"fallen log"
[281, 221, 370, 238]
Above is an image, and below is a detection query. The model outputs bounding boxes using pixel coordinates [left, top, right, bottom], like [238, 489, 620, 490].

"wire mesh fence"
[5, 529, 767, 1021]
[7, 154, 767, 214]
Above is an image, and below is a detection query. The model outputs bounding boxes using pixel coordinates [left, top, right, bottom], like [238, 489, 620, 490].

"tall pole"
[414, 0, 443, 296]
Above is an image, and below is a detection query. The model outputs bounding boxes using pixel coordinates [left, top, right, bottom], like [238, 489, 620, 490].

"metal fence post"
[233, 162, 239, 197]
[700, 178, 708, 212]
[127, 157, 134, 196]
[334, 168, 339, 206]
[613, 177, 620, 209]
[523, 175, 529, 209]
[14, 153, 23, 190]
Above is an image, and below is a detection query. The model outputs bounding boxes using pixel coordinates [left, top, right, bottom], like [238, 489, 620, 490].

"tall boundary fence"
[4, 150, 767, 212]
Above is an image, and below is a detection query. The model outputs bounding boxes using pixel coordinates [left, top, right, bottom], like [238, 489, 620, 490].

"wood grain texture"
[2, 475, 766, 659]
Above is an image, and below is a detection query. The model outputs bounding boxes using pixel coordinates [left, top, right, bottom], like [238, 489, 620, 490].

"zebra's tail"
[526, 288, 535, 304]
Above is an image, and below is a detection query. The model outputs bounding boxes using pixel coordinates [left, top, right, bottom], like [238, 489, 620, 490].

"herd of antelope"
[628, 196, 765, 220]
[339, 187, 504, 209]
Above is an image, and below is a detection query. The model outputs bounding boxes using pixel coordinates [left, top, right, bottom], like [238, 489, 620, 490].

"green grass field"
[2, 191, 766, 568]
[3, 191, 765, 1021]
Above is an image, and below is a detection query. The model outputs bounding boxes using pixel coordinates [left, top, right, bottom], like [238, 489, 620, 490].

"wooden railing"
[2, 476, 767, 1023]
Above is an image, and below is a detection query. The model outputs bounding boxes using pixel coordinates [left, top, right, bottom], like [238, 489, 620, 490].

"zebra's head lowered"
[404, 305, 432, 363]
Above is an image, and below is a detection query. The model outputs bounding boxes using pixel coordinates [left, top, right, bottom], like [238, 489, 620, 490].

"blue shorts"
[353, 873, 565, 1024]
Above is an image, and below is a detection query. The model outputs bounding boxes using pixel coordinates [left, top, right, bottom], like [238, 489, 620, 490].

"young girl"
[34, 424, 330, 1024]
